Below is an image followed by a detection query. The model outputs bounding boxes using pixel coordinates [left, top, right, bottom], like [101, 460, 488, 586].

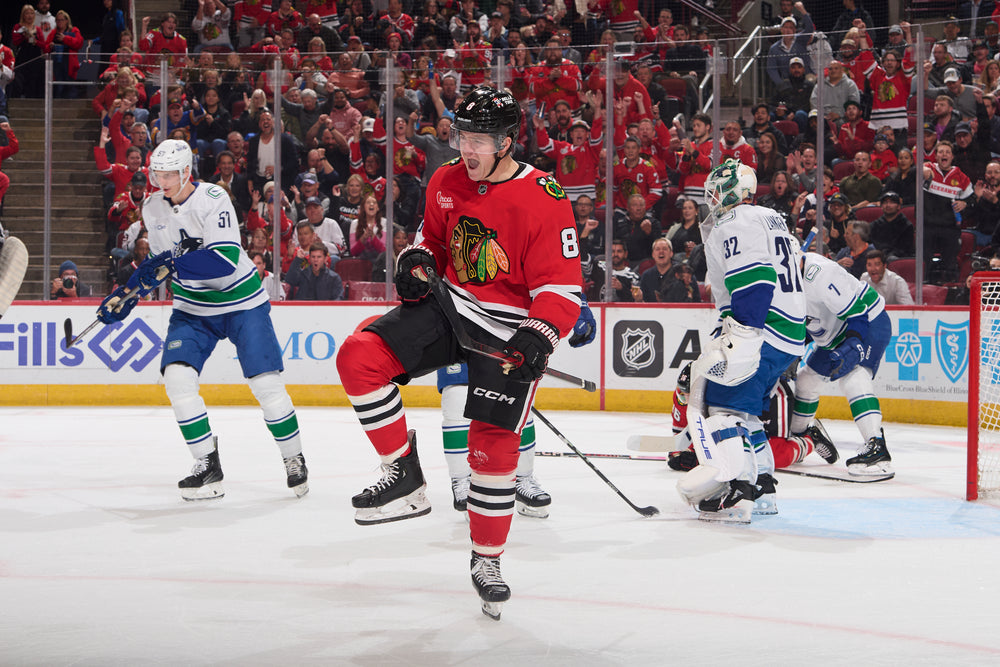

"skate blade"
[290, 481, 309, 498]
[697, 501, 752, 524]
[516, 500, 550, 519]
[481, 600, 503, 621]
[354, 489, 431, 525]
[752, 494, 778, 516]
[847, 462, 894, 476]
[180, 482, 225, 501]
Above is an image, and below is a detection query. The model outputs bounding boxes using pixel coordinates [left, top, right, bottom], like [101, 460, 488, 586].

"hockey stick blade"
[776, 465, 895, 483]
[424, 269, 596, 392]
[532, 407, 660, 517]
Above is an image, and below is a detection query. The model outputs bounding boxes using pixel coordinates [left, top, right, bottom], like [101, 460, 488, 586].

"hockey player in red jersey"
[336, 87, 582, 620]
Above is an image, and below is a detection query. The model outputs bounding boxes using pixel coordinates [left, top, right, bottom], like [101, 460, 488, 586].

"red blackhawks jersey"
[612, 156, 662, 211]
[140, 29, 187, 67]
[678, 138, 714, 202]
[537, 123, 602, 201]
[418, 159, 582, 342]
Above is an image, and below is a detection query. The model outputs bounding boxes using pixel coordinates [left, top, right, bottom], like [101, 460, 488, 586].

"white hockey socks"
[839, 366, 882, 442]
[790, 364, 824, 435]
[248, 371, 302, 459]
[164, 363, 215, 459]
[515, 418, 537, 477]
[441, 384, 471, 478]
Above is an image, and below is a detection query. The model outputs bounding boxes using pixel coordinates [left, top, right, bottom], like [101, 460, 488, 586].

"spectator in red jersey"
[139, 12, 188, 68]
[588, 59, 652, 127]
[0, 117, 18, 216]
[42, 10, 84, 99]
[456, 20, 492, 93]
[93, 67, 148, 122]
[678, 112, 715, 202]
[377, 0, 415, 47]
[530, 38, 583, 114]
[869, 135, 898, 181]
[833, 99, 875, 162]
[108, 171, 148, 251]
[612, 134, 662, 213]
[0, 28, 14, 115]
[535, 106, 603, 203]
[96, 126, 146, 212]
[12, 5, 45, 99]
[267, 0, 304, 37]
[234, 0, 270, 49]
[720, 119, 758, 171]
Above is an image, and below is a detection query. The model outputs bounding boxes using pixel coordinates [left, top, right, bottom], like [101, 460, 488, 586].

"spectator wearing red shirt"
[530, 38, 583, 113]
[612, 136, 662, 212]
[43, 11, 85, 99]
[456, 21, 492, 92]
[637, 8, 677, 62]
[869, 135, 898, 180]
[833, 100, 875, 162]
[378, 0, 415, 46]
[589, 0, 640, 39]
[0, 29, 13, 115]
[719, 119, 758, 171]
[837, 37, 877, 92]
[234, 0, 271, 48]
[0, 117, 18, 214]
[95, 127, 147, 214]
[536, 104, 603, 202]
[266, 0, 303, 36]
[588, 60, 652, 127]
[303, 0, 340, 31]
[678, 113, 715, 203]
[868, 50, 914, 144]
[108, 171, 148, 250]
[139, 12, 188, 67]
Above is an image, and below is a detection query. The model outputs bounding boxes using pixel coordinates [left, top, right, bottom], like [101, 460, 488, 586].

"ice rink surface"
[1, 405, 999, 666]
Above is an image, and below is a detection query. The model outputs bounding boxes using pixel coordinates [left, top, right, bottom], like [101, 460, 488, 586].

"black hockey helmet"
[452, 86, 522, 151]
[677, 362, 692, 394]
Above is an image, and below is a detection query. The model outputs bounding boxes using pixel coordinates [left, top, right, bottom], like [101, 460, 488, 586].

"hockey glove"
[394, 246, 435, 302]
[97, 285, 138, 324]
[131, 250, 174, 297]
[829, 335, 865, 380]
[502, 318, 560, 382]
[568, 296, 596, 348]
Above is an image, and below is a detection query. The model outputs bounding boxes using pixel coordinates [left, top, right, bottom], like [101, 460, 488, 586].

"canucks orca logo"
[174, 229, 203, 258]
[935, 320, 968, 383]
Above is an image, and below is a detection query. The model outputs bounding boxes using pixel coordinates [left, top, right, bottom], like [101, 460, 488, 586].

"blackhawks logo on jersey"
[536, 175, 567, 200]
[560, 154, 578, 175]
[877, 80, 898, 103]
[450, 216, 510, 283]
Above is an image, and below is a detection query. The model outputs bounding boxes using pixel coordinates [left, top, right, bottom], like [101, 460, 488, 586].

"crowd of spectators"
[4, 1, 1000, 303]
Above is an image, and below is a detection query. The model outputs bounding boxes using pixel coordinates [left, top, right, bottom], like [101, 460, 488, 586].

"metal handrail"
[700, 25, 761, 113]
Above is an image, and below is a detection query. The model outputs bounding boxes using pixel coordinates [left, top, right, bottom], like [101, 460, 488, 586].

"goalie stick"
[531, 407, 660, 517]
[64, 265, 171, 349]
[423, 268, 597, 392]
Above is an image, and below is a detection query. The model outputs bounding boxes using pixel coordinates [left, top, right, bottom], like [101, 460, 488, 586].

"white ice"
[1, 406, 998, 666]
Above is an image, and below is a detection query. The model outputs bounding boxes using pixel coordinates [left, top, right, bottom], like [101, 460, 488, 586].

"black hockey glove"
[394, 246, 435, 302]
[501, 318, 560, 382]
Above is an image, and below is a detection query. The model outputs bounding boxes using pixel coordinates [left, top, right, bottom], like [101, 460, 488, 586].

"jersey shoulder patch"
[204, 184, 226, 199]
[443, 156, 462, 167]
[535, 174, 567, 200]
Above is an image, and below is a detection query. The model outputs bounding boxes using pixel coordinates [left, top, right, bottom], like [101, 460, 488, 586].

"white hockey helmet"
[704, 158, 756, 216]
[149, 139, 194, 190]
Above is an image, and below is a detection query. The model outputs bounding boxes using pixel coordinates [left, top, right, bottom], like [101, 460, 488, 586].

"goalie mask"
[149, 139, 194, 191]
[704, 158, 756, 217]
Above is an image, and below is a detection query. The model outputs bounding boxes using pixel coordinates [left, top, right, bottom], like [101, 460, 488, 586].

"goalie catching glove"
[394, 246, 435, 302]
[502, 318, 560, 382]
[829, 334, 865, 380]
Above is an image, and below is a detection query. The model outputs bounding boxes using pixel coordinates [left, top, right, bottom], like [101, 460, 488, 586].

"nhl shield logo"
[622, 327, 655, 370]
[613, 321, 663, 377]
[935, 320, 969, 383]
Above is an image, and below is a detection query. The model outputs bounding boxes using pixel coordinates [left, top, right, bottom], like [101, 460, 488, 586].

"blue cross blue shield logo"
[935, 320, 968, 383]
[886, 318, 932, 382]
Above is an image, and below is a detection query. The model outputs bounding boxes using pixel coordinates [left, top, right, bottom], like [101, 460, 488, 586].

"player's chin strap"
[481, 137, 515, 182]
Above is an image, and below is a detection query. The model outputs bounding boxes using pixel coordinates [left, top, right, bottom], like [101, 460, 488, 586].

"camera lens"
[62, 277, 75, 289]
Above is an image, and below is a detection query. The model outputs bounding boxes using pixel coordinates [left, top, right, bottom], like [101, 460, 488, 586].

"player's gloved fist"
[502, 318, 560, 382]
[568, 296, 596, 348]
[829, 335, 865, 380]
[394, 246, 435, 302]
[134, 250, 174, 295]
[97, 285, 137, 324]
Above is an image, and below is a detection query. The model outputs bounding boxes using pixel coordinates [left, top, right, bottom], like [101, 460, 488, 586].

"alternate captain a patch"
[450, 216, 510, 283]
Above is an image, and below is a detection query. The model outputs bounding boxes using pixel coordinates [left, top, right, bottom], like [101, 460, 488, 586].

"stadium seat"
[911, 283, 948, 305]
[854, 206, 883, 223]
[334, 258, 373, 282]
[832, 161, 855, 183]
[773, 120, 799, 144]
[889, 257, 916, 283]
[637, 258, 655, 275]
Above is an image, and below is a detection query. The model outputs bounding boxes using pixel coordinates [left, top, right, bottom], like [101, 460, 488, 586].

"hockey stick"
[776, 466, 895, 483]
[536, 450, 666, 461]
[64, 265, 171, 349]
[531, 407, 660, 517]
[423, 268, 597, 392]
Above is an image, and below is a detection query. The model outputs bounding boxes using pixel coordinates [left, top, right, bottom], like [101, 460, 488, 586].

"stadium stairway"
[3, 97, 109, 300]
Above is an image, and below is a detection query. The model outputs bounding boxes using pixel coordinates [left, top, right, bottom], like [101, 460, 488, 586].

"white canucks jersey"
[704, 203, 806, 356]
[801, 252, 885, 349]
[144, 182, 266, 316]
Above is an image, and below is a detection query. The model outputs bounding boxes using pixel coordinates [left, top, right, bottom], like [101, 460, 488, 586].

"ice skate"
[178, 442, 224, 501]
[515, 473, 551, 518]
[451, 475, 470, 512]
[696, 480, 755, 524]
[846, 430, 893, 476]
[667, 449, 699, 471]
[806, 420, 839, 464]
[471, 551, 511, 621]
[752, 473, 778, 516]
[352, 430, 431, 525]
[283, 452, 309, 497]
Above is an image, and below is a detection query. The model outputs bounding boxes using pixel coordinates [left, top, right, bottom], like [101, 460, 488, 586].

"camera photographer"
[50, 260, 92, 299]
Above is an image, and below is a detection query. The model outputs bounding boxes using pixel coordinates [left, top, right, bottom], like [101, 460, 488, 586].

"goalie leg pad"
[0, 236, 28, 317]
[677, 464, 728, 506]
[690, 412, 757, 483]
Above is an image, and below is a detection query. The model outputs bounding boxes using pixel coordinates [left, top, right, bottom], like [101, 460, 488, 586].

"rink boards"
[0, 301, 972, 425]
